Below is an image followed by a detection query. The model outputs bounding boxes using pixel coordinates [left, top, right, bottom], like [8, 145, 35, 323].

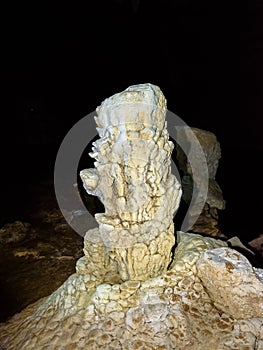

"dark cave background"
[1, 0, 263, 241]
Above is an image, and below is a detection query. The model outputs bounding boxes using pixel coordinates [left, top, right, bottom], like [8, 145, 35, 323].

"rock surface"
[176, 128, 225, 237]
[0, 232, 263, 350]
[197, 246, 263, 319]
[249, 235, 263, 258]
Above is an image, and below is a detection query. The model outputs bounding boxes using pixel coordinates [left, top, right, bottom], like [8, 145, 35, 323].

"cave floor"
[0, 179, 262, 323]
[0, 181, 84, 322]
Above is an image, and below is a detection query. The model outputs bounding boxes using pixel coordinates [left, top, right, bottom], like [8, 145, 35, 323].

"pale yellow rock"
[196, 247, 263, 319]
[80, 83, 181, 281]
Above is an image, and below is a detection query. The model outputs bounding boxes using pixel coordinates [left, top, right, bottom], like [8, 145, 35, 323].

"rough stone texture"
[80, 83, 182, 281]
[197, 247, 263, 319]
[1, 84, 263, 349]
[1, 232, 263, 350]
[176, 128, 225, 237]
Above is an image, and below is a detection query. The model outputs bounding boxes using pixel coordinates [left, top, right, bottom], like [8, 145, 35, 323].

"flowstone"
[1, 84, 263, 350]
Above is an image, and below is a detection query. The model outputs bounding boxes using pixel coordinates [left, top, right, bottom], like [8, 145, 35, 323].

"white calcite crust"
[80, 83, 182, 281]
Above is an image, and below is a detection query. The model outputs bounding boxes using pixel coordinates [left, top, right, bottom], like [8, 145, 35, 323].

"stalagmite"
[0, 84, 263, 350]
[80, 83, 182, 281]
